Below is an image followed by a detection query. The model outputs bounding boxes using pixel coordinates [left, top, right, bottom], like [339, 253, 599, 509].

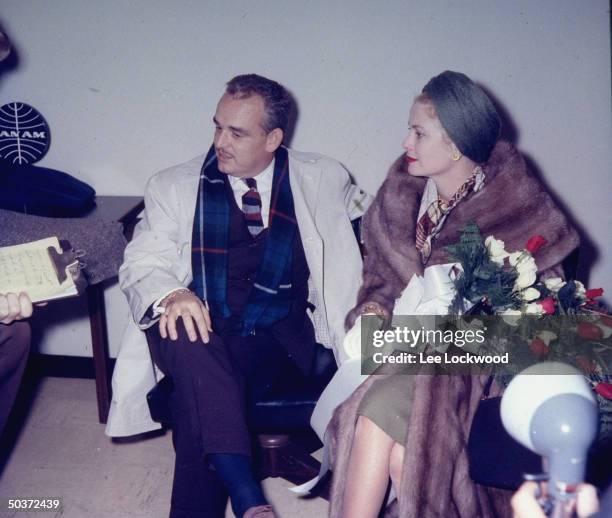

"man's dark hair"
[226, 74, 292, 134]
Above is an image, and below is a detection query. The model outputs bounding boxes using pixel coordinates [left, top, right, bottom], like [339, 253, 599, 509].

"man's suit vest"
[211, 181, 316, 373]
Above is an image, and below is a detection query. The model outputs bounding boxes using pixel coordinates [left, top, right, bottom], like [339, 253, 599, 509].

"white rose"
[574, 280, 586, 298]
[544, 277, 566, 292]
[517, 255, 537, 274]
[525, 302, 544, 315]
[485, 236, 509, 266]
[511, 252, 537, 290]
[508, 251, 523, 267]
[521, 287, 540, 301]
[515, 270, 537, 290]
[509, 250, 536, 268]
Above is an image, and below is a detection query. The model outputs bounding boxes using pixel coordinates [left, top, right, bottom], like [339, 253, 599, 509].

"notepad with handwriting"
[0, 237, 80, 302]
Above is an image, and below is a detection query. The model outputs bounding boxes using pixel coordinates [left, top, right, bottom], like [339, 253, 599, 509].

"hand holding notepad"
[0, 291, 34, 324]
[0, 237, 86, 303]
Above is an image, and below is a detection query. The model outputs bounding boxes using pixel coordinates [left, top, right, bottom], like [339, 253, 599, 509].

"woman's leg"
[343, 415, 395, 518]
[389, 442, 406, 501]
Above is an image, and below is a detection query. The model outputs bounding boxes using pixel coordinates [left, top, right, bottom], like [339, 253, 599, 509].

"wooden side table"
[84, 196, 143, 423]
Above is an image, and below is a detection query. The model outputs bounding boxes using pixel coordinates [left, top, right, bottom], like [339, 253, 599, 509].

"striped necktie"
[242, 177, 264, 236]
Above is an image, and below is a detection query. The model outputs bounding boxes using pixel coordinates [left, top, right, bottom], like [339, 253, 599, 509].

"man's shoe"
[243, 504, 276, 518]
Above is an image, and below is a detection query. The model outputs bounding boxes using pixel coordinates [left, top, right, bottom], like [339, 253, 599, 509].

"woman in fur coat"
[329, 71, 579, 518]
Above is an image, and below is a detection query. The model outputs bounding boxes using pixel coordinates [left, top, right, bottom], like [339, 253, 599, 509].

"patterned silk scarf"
[415, 166, 484, 263]
[190, 145, 297, 336]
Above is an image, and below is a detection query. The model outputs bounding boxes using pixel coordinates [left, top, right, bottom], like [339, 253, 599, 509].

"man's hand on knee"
[158, 290, 212, 343]
[0, 292, 33, 324]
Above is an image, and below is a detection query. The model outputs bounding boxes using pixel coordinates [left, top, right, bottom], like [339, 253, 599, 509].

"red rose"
[595, 383, 612, 400]
[539, 297, 556, 315]
[576, 355, 596, 374]
[529, 337, 549, 357]
[585, 288, 604, 299]
[576, 322, 604, 341]
[526, 235, 547, 254]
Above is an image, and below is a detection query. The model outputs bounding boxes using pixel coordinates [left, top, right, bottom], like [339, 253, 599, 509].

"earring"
[451, 145, 461, 161]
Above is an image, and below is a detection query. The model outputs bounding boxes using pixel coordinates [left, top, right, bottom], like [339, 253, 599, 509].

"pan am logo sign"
[0, 102, 50, 165]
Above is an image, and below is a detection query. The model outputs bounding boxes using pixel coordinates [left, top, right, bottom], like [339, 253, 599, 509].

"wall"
[1, 0, 609, 356]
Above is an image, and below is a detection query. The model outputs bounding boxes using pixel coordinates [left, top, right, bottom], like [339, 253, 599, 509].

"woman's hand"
[158, 290, 212, 343]
[0, 292, 33, 324]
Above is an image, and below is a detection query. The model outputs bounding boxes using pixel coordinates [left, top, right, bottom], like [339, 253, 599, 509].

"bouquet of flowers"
[445, 223, 612, 434]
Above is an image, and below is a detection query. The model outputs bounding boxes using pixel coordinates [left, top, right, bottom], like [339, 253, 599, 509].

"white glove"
[342, 315, 362, 360]
[343, 314, 385, 361]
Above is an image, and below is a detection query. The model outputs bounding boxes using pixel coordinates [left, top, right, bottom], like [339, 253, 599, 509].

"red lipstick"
[406, 156, 417, 163]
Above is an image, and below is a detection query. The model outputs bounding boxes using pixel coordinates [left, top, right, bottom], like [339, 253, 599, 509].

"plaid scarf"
[190, 145, 297, 336]
[415, 166, 484, 263]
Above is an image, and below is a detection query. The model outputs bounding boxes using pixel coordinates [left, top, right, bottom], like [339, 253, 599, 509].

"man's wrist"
[159, 288, 194, 308]
[144, 288, 194, 323]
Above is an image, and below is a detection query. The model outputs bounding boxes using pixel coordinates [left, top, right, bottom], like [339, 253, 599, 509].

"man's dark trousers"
[148, 322, 294, 517]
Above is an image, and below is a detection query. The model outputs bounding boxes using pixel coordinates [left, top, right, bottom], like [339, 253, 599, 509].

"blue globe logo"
[0, 102, 50, 165]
